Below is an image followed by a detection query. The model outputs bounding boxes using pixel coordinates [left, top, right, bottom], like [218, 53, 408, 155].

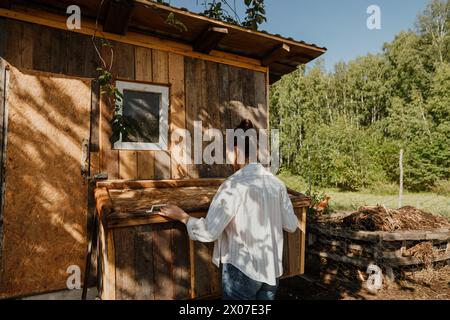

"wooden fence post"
[398, 148, 404, 208]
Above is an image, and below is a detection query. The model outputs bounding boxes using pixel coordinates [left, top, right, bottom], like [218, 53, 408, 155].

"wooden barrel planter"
[94, 178, 310, 300]
[307, 216, 450, 285]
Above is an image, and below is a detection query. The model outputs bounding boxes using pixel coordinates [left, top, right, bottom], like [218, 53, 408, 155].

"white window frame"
[113, 80, 169, 151]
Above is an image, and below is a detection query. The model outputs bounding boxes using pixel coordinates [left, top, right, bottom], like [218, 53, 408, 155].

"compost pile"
[342, 205, 450, 231]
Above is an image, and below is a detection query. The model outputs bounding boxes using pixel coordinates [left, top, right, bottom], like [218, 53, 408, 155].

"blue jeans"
[221, 263, 279, 300]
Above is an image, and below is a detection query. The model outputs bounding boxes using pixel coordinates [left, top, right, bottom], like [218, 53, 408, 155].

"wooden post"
[398, 148, 403, 208]
[299, 207, 307, 274]
[307, 145, 312, 195]
[0, 61, 8, 270]
[189, 239, 196, 299]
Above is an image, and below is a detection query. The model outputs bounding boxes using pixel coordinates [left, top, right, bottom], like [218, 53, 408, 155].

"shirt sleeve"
[186, 180, 240, 242]
[281, 185, 299, 233]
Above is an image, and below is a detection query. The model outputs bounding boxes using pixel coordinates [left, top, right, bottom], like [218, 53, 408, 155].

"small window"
[114, 81, 169, 151]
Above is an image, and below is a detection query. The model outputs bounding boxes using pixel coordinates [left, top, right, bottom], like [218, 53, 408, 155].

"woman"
[159, 120, 299, 300]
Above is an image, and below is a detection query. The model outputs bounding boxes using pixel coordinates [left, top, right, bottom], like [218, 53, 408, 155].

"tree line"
[270, 0, 450, 192]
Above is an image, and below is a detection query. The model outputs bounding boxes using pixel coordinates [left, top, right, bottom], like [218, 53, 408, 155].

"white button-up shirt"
[186, 163, 299, 286]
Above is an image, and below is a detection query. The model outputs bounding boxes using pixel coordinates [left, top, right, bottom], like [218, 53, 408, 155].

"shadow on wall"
[0, 64, 91, 298]
[0, 16, 270, 298]
[184, 57, 268, 179]
[0, 62, 272, 300]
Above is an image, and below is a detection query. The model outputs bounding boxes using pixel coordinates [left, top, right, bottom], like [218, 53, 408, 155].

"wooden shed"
[0, 0, 325, 299]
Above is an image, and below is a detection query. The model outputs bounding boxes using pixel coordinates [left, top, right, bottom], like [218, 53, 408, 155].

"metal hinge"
[87, 172, 108, 182]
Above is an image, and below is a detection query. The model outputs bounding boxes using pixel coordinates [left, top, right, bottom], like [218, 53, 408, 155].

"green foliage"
[203, 1, 227, 20]
[152, 1, 267, 30]
[242, 0, 266, 30]
[301, 117, 384, 191]
[197, 0, 266, 29]
[416, 0, 450, 64]
[427, 62, 450, 125]
[271, 0, 450, 192]
[95, 41, 133, 145]
[165, 12, 188, 32]
[432, 179, 450, 195]
[404, 135, 447, 191]
[199, 1, 236, 24]
[152, 0, 267, 30]
[307, 191, 326, 205]
[277, 169, 309, 191]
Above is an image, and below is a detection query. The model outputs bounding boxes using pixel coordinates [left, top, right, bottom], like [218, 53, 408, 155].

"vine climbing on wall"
[91, 0, 267, 144]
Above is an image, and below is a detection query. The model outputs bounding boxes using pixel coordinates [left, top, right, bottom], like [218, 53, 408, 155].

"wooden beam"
[96, 178, 225, 189]
[288, 52, 314, 64]
[107, 211, 207, 229]
[262, 43, 290, 66]
[0, 0, 11, 9]
[103, 0, 134, 35]
[270, 62, 296, 76]
[194, 26, 228, 54]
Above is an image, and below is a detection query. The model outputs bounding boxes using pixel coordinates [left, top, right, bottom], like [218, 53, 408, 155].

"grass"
[278, 172, 450, 218]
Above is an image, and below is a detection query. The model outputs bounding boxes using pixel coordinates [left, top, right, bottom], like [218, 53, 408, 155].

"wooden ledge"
[262, 43, 290, 67]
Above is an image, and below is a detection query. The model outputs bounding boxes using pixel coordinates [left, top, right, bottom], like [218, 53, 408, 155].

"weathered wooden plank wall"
[184, 58, 268, 178]
[0, 17, 268, 182]
[106, 207, 306, 300]
[112, 222, 192, 300]
[0, 17, 268, 298]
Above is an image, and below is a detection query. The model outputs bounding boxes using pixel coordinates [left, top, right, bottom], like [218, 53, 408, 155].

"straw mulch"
[342, 205, 450, 231]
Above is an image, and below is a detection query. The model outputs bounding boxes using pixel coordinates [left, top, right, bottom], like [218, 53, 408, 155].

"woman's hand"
[159, 204, 190, 225]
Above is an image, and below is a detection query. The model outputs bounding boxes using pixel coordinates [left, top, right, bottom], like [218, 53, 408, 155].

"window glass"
[122, 90, 161, 143]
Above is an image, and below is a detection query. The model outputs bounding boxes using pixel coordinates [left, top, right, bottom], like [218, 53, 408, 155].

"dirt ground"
[277, 265, 450, 300]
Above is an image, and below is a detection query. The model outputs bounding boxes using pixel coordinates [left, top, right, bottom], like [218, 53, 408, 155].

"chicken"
[314, 196, 331, 215]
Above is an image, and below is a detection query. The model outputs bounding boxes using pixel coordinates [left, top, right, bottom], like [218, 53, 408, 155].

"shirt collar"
[242, 162, 267, 174]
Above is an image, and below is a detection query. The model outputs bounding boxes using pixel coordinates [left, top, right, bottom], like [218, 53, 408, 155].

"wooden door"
[0, 64, 92, 298]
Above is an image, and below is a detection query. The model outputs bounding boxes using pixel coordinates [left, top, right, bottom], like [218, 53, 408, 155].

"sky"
[167, 0, 430, 71]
